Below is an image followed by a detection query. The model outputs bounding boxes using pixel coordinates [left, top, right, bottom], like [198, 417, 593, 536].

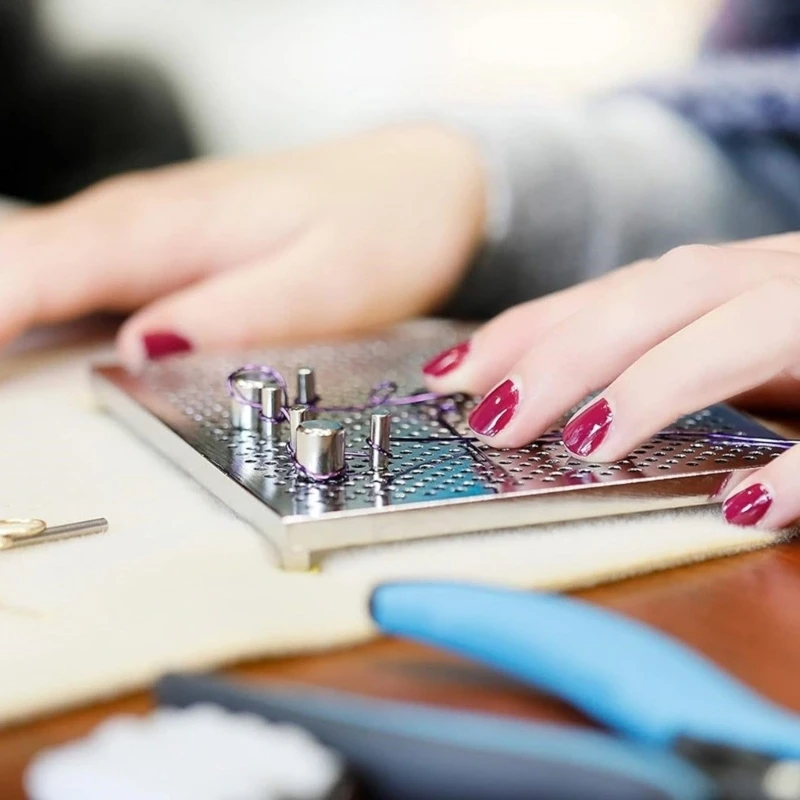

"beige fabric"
[0, 325, 780, 727]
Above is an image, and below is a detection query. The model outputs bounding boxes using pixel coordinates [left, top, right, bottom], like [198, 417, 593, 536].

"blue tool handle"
[157, 673, 712, 800]
[370, 582, 800, 759]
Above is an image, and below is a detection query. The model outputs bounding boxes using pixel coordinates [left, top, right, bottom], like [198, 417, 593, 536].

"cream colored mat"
[0, 325, 781, 727]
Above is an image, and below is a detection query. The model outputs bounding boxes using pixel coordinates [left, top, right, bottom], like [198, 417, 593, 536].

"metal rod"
[296, 367, 317, 406]
[230, 376, 264, 430]
[0, 518, 109, 550]
[260, 385, 284, 437]
[370, 412, 391, 472]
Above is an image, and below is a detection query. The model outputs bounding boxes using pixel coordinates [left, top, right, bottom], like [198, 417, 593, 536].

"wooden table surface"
[4, 538, 800, 797]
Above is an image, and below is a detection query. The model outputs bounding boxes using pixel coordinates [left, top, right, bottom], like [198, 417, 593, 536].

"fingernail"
[422, 341, 470, 378]
[722, 482, 773, 527]
[468, 378, 519, 437]
[142, 331, 193, 361]
[563, 398, 613, 457]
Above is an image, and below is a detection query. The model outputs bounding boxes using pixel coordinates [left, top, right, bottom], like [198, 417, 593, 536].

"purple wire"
[227, 363, 472, 483]
[312, 382, 444, 413]
[227, 365, 288, 409]
[228, 365, 797, 486]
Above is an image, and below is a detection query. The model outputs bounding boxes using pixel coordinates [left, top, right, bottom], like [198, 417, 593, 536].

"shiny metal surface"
[296, 367, 317, 405]
[260, 385, 284, 419]
[92, 320, 787, 570]
[295, 420, 346, 477]
[370, 412, 391, 472]
[288, 404, 308, 450]
[229, 371, 265, 430]
[260, 385, 284, 437]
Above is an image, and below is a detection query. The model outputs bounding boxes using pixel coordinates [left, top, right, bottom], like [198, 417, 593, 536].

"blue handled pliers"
[369, 581, 800, 800]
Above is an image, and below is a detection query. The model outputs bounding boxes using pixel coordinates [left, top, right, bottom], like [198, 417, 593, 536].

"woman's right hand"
[422, 233, 800, 530]
[0, 124, 486, 367]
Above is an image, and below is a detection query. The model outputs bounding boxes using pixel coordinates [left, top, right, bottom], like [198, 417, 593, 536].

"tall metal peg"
[260, 385, 284, 437]
[296, 367, 317, 406]
[369, 411, 391, 473]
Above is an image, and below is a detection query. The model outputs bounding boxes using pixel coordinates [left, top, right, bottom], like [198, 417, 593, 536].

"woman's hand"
[0, 124, 486, 366]
[422, 233, 800, 529]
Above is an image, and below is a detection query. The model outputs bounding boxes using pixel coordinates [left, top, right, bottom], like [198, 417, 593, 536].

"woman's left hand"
[422, 233, 800, 529]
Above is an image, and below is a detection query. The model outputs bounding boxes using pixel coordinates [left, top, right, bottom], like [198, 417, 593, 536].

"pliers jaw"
[675, 738, 800, 800]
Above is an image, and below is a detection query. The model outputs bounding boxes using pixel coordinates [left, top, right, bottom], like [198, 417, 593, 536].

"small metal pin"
[289, 404, 309, 450]
[260, 385, 284, 436]
[230, 374, 265, 430]
[369, 411, 391, 472]
[296, 367, 317, 406]
[295, 420, 346, 479]
[0, 518, 109, 551]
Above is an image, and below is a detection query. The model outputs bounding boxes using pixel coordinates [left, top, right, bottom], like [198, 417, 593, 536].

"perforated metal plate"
[92, 320, 784, 569]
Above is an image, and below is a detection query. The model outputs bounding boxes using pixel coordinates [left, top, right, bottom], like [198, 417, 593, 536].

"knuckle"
[656, 244, 725, 285]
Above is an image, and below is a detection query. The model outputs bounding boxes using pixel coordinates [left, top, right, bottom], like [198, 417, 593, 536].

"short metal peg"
[295, 420, 346, 479]
[289, 404, 309, 450]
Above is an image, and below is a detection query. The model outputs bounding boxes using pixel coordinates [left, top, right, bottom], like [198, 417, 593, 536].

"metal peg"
[295, 420, 346, 479]
[296, 367, 317, 406]
[260, 385, 284, 436]
[289, 404, 308, 450]
[369, 411, 391, 472]
[0, 518, 108, 551]
[230, 374, 265, 430]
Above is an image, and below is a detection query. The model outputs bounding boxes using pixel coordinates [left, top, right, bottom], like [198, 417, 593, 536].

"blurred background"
[42, 0, 717, 156]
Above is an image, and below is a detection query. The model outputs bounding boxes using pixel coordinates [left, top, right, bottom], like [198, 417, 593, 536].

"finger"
[422, 260, 647, 391]
[561, 275, 800, 461]
[116, 225, 404, 369]
[464, 245, 800, 448]
[720, 443, 800, 529]
[426, 231, 800, 395]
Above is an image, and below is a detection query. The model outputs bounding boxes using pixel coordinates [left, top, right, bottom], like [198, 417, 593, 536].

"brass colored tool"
[0, 518, 109, 551]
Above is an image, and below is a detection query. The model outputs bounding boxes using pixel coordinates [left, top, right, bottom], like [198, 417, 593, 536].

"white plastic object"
[25, 703, 344, 800]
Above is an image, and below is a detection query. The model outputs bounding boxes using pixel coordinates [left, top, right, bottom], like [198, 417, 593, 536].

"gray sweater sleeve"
[440, 96, 796, 320]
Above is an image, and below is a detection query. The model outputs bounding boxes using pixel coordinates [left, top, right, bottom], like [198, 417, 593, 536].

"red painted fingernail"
[468, 379, 519, 437]
[422, 341, 470, 378]
[562, 398, 613, 457]
[142, 331, 193, 360]
[722, 483, 773, 527]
